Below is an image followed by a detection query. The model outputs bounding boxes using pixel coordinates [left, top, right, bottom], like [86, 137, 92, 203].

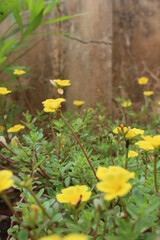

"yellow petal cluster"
[7, 124, 25, 133]
[73, 100, 85, 107]
[42, 98, 65, 113]
[121, 100, 132, 108]
[97, 166, 135, 200]
[142, 135, 160, 149]
[113, 126, 144, 140]
[56, 185, 91, 205]
[138, 77, 148, 85]
[53, 79, 71, 87]
[0, 170, 14, 193]
[0, 87, 12, 95]
[128, 151, 138, 158]
[135, 141, 154, 151]
[13, 69, 26, 76]
[40, 234, 88, 240]
[96, 166, 135, 201]
[143, 91, 153, 97]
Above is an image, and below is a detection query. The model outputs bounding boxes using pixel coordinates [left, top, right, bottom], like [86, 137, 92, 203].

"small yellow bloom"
[143, 91, 153, 97]
[53, 79, 71, 87]
[56, 185, 91, 205]
[73, 100, 85, 107]
[0, 125, 4, 131]
[135, 141, 154, 151]
[121, 101, 132, 108]
[96, 166, 135, 201]
[39, 234, 88, 240]
[42, 98, 65, 113]
[138, 77, 148, 85]
[0, 87, 12, 95]
[63, 234, 88, 240]
[7, 124, 25, 133]
[13, 69, 26, 76]
[141, 135, 160, 149]
[0, 170, 14, 193]
[113, 126, 144, 140]
[128, 151, 138, 158]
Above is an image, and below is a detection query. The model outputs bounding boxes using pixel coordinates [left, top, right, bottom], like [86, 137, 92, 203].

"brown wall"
[113, 0, 160, 113]
[2, 0, 160, 114]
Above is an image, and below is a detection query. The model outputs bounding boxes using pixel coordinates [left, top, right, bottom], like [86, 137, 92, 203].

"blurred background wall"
[2, 0, 160, 114]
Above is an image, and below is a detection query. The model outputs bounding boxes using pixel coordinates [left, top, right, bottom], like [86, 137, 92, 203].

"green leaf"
[21, 9, 44, 40]
[0, 56, 7, 63]
[18, 230, 28, 240]
[43, 0, 62, 15]
[43, 14, 82, 25]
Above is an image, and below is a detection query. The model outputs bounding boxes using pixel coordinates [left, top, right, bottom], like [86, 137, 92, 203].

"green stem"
[16, 77, 34, 114]
[92, 209, 101, 239]
[125, 141, 129, 169]
[110, 142, 114, 165]
[60, 112, 98, 181]
[154, 154, 159, 193]
[26, 187, 51, 219]
[145, 153, 148, 180]
[0, 101, 9, 140]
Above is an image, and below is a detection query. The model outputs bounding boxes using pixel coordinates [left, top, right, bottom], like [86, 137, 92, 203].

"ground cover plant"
[1, 1, 160, 240]
[0, 73, 160, 240]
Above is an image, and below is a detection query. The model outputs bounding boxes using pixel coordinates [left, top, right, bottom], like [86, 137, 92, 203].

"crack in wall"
[65, 35, 112, 45]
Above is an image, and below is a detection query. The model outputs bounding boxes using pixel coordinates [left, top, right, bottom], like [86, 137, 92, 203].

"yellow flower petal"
[0, 87, 12, 95]
[73, 100, 85, 107]
[56, 185, 91, 205]
[0, 170, 14, 193]
[7, 124, 25, 133]
[138, 77, 148, 85]
[13, 69, 26, 76]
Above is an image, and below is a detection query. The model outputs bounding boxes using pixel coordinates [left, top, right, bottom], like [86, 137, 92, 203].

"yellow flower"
[125, 128, 144, 140]
[63, 234, 88, 240]
[73, 100, 85, 107]
[128, 151, 138, 158]
[0, 87, 12, 95]
[39, 235, 61, 240]
[141, 135, 160, 149]
[121, 100, 132, 108]
[96, 166, 134, 201]
[42, 98, 65, 113]
[0, 170, 14, 193]
[113, 126, 144, 140]
[0, 125, 4, 131]
[39, 234, 88, 240]
[7, 124, 25, 133]
[53, 79, 71, 87]
[56, 185, 91, 205]
[143, 91, 153, 97]
[138, 77, 148, 85]
[13, 69, 26, 76]
[135, 141, 154, 151]
[158, 101, 160, 107]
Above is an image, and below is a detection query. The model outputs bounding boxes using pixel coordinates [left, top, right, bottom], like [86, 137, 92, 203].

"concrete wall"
[113, 0, 160, 113]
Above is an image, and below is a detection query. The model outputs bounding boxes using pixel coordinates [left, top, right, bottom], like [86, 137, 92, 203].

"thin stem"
[154, 154, 159, 193]
[26, 187, 51, 219]
[60, 112, 98, 181]
[92, 209, 101, 239]
[0, 101, 9, 140]
[145, 153, 148, 180]
[125, 142, 129, 169]
[110, 142, 114, 165]
[16, 77, 34, 114]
